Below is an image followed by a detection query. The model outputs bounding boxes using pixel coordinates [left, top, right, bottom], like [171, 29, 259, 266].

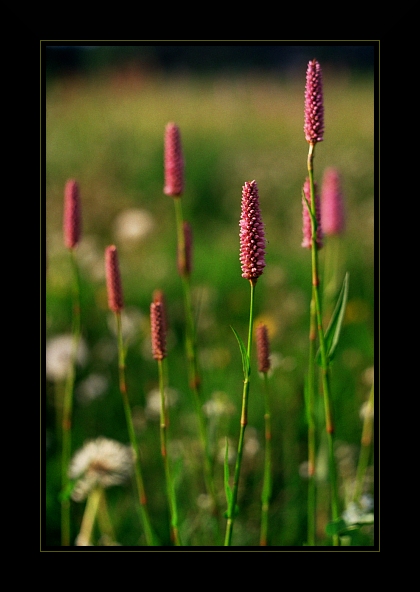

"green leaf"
[231, 326, 249, 378]
[58, 480, 77, 502]
[325, 518, 347, 536]
[316, 272, 349, 365]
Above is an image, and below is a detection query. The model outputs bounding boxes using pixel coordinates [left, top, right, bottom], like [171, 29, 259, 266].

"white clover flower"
[68, 437, 134, 502]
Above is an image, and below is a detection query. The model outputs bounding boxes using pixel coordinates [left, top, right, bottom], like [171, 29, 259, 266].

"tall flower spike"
[105, 245, 124, 312]
[164, 122, 184, 197]
[321, 167, 345, 236]
[304, 59, 324, 145]
[63, 179, 81, 249]
[302, 178, 323, 249]
[240, 180, 266, 283]
[150, 300, 167, 361]
[178, 221, 193, 277]
[256, 324, 271, 374]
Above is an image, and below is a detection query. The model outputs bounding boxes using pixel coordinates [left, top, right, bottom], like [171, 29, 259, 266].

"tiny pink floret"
[239, 180, 266, 282]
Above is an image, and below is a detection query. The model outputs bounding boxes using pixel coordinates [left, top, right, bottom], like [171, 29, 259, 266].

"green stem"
[115, 312, 156, 546]
[260, 371, 271, 546]
[173, 197, 220, 532]
[353, 382, 374, 504]
[306, 292, 317, 546]
[76, 487, 102, 546]
[158, 359, 182, 546]
[225, 280, 256, 546]
[307, 143, 340, 546]
[61, 247, 81, 546]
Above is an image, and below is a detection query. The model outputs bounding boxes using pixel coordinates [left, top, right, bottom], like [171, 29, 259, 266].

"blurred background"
[44, 42, 376, 547]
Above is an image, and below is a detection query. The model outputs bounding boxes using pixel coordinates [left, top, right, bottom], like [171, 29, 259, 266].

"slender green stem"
[225, 280, 256, 546]
[173, 197, 220, 531]
[76, 486, 103, 546]
[158, 359, 181, 546]
[260, 372, 271, 546]
[353, 382, 374, 504]
[115, 311, 155, 546]
[61, 247, 81, 546]
[306, 292, 317, 546]
[307, 143, 340, 546]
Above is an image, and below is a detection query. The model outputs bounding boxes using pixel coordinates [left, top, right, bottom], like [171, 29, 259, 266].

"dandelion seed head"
[68, 437, 134, 502]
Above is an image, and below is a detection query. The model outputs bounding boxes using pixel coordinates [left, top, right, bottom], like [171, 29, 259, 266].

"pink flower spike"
[304, 59, 324, 145]
[105, 245, 124, 312]
[150, 300, 167, 361]
[240, 180, 266, 283]
[164, 122, 184, 197]
[321, 168, 345, 236]
[63, 179, 81, 249]
[256, 324, 271, 374]
[302, 178, 323, 249]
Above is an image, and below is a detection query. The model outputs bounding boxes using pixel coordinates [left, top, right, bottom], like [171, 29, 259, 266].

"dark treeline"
[44, 43, 376, 79]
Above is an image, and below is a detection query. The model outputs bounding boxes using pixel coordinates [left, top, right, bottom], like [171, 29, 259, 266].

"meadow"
[44, 63, 375, 548]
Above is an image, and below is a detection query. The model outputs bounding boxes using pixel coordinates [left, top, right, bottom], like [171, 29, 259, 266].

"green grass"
[45, 68, 375, 547]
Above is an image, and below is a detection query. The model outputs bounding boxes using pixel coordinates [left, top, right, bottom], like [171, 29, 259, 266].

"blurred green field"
[45, 66, 375, 547]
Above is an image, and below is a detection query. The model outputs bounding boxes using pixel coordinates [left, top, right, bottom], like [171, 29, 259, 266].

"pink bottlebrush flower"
[321, 167, 345, 236]
[304, 59, 324, 145]
[240, 180, 266, 283]
[164, 122, 184, 197]
[150, 300, 167, 361]
[178, 221, 193, 278]
[63, 179, 81, 249]
[153, 289, 168, 334]
[302, 178, 323, 249]
[105, 245, 124, 312]
[256, 324, 271, 374]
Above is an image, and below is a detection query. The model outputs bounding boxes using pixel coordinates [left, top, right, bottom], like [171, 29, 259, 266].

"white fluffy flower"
[46, 334, 88, 381]
[68, 437, 134, 501]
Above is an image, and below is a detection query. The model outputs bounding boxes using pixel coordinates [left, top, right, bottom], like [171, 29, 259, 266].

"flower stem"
[225, 280, 256, 546]
[353, 381, 374, 504]
[260, 371, 272, 546]
[173, 197, 220, 531]
[61, 248, 81, 546]
[307, 144, 340, 546]
[306, 292, 317, 546]
[115, 311, 156, 546]
[158, 358, 182, 546]
[76, 487, 103, 546]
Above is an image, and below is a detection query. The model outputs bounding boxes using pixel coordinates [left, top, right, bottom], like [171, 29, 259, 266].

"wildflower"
[304, 59, 324, 145]
[302, 178, 323, 249]
[68, 437, 134, 502]
[321, 167, 345, 236]
[150, 299, 167, 361]
[105, 245, 124, 312]
[164, 122, 184, 197]
[63, 179, 82, 249]
[239, 180, 266, 282]
[256, 324, 271, 373]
